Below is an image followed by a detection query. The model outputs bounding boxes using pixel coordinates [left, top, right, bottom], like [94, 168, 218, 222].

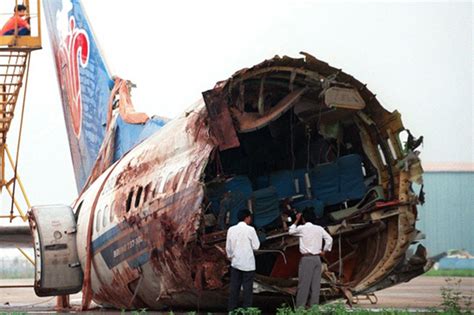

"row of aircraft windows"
[93, 164, 198, 233]
[94, 202, 116, 233]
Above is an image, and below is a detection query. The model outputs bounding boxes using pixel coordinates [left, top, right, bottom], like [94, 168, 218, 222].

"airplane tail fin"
[43, 0, 113, 191]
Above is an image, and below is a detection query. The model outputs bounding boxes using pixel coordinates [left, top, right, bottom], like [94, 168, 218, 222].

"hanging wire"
[316, 98, 323, 164]
[128, 270, 144, 308]
[290, 110, 295, 172]
[338, 234, 343, 280]
[305, 125, 313, 198]
[306, 125, 311, 172]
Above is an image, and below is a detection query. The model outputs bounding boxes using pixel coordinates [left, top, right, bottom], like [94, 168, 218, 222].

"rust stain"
[202, 90, 240, 150]
[81, 53, 426, 310]
[93, 266, 141, 308]
[115, 159, 154, 189]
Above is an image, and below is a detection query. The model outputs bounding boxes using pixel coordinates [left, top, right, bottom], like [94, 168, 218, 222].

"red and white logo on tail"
[45, 0, 116, 191]
[56, 3, 90, 138]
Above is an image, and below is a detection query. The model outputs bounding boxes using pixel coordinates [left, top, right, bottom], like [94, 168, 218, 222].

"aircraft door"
[30, 205, 83, 296]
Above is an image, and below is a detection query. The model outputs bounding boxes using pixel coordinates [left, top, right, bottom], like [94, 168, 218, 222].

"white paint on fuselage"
[74, 99, 214, 308]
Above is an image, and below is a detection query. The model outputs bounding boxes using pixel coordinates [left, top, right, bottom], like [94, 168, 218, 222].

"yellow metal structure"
[0, 0, 42, 265]
[0, 49, 33, 223]
[0, 145, 31, 221]
[0, 0, 41, 221]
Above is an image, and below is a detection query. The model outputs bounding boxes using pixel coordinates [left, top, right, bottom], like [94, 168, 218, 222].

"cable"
[306, 125, 311, 172]
[338, 234, 343, 280]
[290, 110, 295, 172]
[2, 296, 55, 309]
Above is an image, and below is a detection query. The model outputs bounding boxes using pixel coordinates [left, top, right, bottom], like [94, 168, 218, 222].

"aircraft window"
[103, 205, 109, 227]
[163, 174, 175, 193]
[126, 189, 134, 212]
[377, 144, 387, 166]
[144, 183, 151, 203]
[158, 174, 169, 194]
[153, 177, 162, 196]
[74, 200, 84, 222]
[96, 209, 102, 232]
[109, 201, 115, 222]
[135, 186, 143, 208]
[173, 168, 185, 191]
[387, 138, 398, 161]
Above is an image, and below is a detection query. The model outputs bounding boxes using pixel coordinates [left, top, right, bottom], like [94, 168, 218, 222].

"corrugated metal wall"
[416, 172, 474, 256]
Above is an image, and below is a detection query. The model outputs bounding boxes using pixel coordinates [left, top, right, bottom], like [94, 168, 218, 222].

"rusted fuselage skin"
[75, 102, 223, 309]
[72, 54, 427, 311]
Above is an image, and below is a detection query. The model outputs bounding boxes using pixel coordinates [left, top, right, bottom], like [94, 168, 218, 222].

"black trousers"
[228, 266, 255, 311]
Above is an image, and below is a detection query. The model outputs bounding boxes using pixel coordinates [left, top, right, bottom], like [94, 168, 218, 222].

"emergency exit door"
[30, 205, 83, 296]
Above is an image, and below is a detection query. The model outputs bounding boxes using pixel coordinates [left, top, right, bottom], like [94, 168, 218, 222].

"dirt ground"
[0, 276, 473, 312]
[352, 276, 473, 310]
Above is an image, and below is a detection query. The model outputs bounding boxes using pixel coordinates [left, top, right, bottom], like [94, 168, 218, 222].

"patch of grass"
[425, 269, 474, 277]
[231, 307, 261, 315]
[276, 302, 414, 314]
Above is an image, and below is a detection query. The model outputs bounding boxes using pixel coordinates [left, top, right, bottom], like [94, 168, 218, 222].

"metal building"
[417, 163, 474, 256]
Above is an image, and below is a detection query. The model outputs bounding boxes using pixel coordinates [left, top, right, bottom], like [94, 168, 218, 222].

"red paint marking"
[58, 16, 90, 138]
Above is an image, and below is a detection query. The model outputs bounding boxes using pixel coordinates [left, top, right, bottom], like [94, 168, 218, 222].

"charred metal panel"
[29, 205, 83, 297]
[199, 52, 426, 306]
[230, 88, 308, 133]
[324, 87, 365, 110]
[202, 90, 240, 150]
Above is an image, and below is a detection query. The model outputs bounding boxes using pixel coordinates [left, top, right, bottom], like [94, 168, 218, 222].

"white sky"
[0, 0, 472, 219]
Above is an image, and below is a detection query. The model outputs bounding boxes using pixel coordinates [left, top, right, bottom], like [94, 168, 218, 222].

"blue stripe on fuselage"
[128, 251, 151, 269]
[91, 185, 200, 269]
[99, 230, 148, 269]
[91, 222, 125, 253]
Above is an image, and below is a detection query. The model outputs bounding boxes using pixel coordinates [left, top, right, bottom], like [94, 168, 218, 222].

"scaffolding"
[0, 0, 41, 264]
[0, 50, 32, 223]
[0, 0, 41, 220]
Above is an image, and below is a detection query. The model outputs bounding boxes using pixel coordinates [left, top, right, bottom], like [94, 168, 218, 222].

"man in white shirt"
[226, 209, 260, 311]
[289, 208, 333, 308]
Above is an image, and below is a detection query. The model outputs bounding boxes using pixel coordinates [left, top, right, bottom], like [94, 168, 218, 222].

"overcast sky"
[0, 0, 471, 217]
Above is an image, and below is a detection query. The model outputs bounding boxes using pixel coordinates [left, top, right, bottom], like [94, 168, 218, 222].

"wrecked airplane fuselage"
[55, 53, 426, 310]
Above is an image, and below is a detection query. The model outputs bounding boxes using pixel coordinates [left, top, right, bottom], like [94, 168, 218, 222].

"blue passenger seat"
[311, 162, 345, 206]
[206, 183, 226, 217]
[338, 154, 366, 201]
[224, 175, 253, 226]
[255, 174, 270, 190]
[252, 186, 281, 229]
[269, 170, 300, 199]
